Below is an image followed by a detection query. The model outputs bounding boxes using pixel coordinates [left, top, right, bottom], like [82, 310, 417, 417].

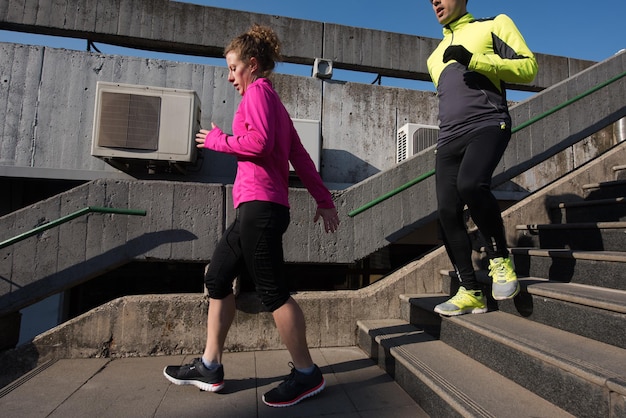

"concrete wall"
[0, 42, 438, 187]
[0, 0, 596, 190]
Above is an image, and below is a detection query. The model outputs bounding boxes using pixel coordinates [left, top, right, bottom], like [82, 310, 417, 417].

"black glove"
[443, 45, 472, 67]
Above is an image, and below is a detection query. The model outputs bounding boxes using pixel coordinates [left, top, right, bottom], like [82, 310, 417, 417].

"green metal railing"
[0, 206, 147, 250]
[348, 69, 626, 218]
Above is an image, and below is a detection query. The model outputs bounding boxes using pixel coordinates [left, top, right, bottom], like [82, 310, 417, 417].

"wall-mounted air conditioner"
[291, 118, 321, 172]
[396, 123, 439, 163]
[91, 82, 201, 168]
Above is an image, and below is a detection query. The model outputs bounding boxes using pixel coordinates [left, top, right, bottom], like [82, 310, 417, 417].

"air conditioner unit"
[91, 82, 201, 169]
[291, 118, 321, 172]
[396, 123, 439, 163]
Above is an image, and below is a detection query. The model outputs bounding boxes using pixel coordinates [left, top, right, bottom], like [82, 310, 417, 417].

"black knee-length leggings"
[435, 125, 511, 289]
[204, 200, 291, 312]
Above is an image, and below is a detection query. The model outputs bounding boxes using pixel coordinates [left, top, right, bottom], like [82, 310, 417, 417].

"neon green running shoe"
[489, 257, 520, 300]
[434, 286, 488, 316]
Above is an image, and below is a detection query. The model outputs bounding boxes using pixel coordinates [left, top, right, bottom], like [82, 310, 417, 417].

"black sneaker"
[262, 363, 325, 407]
[163, 358, 225, 392]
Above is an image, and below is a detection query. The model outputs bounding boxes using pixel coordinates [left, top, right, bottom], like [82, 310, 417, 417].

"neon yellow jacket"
[427, 13, 538, 146]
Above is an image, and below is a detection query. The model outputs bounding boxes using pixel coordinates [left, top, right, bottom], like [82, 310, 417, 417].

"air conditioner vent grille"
[98, 92, 160, 150]
[396, 123, 439, 163]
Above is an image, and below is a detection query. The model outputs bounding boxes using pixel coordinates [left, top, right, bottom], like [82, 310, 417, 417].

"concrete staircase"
[357, 161, 626, 416]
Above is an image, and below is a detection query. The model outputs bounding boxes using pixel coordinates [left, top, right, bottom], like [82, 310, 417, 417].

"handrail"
[348, 69, 626, 217]
[0, 206, 147, 250]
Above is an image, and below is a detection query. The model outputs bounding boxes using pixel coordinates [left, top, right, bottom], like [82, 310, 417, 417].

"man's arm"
[470, 14, 538, 84]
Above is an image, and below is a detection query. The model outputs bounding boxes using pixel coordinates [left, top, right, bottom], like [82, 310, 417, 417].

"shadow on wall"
[0, 229, 199, 319]
[322, 149, 381, 185]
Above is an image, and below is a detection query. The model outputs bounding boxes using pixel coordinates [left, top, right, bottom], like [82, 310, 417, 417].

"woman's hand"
[195, 123, 217, 148]
[314, 207, 340, 233]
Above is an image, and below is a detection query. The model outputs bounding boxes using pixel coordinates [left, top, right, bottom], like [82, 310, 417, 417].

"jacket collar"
[442, 12, 474, 35]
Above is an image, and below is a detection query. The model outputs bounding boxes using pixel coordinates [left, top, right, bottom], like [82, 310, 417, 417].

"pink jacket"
[204, 78, 334, 210]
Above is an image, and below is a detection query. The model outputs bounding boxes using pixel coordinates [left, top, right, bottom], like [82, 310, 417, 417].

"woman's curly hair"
[225, 24, 282, 78]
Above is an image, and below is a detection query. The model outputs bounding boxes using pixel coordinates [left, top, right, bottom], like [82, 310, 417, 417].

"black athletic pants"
[435, 125, 511, 289]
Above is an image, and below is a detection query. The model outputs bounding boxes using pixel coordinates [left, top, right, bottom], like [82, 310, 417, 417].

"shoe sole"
[434, 306, 488, 316]
[492, 282, 521, 301]
[162, 368, 225, 392]
[262, 379, 326, 407]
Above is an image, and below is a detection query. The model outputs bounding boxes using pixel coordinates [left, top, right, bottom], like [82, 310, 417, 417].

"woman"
[163, 24, 339, 408]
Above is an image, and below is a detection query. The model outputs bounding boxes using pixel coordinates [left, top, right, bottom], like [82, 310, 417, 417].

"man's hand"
[314, 207, 340, 233]
[443, 45, 472, 67]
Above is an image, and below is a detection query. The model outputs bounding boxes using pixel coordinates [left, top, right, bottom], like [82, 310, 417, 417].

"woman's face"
[226, 50, 257, 96]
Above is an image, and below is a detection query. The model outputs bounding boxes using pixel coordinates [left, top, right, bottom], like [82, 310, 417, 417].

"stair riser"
[393, 359, 464, 418]
[357, 327, 397, 376]
[512, 254, 626, 291]
[552, 203, 626, 223]
[440, 319, 610, 418]
[356, 325, 469, 418]
[584, 186, 626, 200]
[516, 228, 626, 251]
[497, 294, 626, 349]
[400, 296, 442, 338]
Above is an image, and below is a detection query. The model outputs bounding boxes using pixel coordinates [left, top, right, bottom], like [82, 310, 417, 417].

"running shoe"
[262, 363, 325, 407]
[434, 286, 488, 316]
[163, 358, 225, 392]
[489, 257, 520, 300]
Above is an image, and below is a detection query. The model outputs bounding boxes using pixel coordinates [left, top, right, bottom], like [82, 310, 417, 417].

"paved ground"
[0, 346, 428, 417]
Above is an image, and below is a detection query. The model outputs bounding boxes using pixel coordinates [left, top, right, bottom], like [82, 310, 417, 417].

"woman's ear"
[248, 57, 259, 73]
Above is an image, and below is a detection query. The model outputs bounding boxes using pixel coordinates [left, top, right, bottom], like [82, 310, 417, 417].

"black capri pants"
[204, 200, 291, 312]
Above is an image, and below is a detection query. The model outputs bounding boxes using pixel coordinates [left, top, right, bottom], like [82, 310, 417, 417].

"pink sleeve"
[289, 124, 335, 209]
[204, 86, 274, 157]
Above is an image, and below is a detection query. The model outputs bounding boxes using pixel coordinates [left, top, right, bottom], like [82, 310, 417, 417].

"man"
[426, 0, 538, 315]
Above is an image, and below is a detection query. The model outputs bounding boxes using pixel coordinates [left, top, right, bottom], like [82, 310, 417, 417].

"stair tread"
[582, 179, 626, 189]
[519, 277, 626, 313]
[554, 196, 625, 209]
[511, 247, 626, 262]
[449, 311, 626, 387]
[414, 274, 626, 313]
[358, 319, 574, 418]
[515, 221, 626, 230]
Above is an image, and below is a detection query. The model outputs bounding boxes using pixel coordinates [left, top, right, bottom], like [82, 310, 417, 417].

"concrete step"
[399, 296, 626, 418]
[357, 319, 574, 418]
[614, 164, 626, 181]
[498, 277, 626, 349]
[431, 265, 626, 349]
[511, 248, 626, 290]
[549, 196, 626, 223]
[515, 221, 626, 251]
[440, 312, 626, 418]
[430, 264, 626, 348]
[582, 179, 626, 200]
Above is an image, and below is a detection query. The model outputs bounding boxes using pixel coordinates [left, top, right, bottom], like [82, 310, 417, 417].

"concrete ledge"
[0, 0, 593, 89]
[0, 245, 451, 388]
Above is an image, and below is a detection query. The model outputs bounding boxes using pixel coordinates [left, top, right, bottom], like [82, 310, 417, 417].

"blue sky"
[185, 0, 625, 62]
[1, 0, 624, 97]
